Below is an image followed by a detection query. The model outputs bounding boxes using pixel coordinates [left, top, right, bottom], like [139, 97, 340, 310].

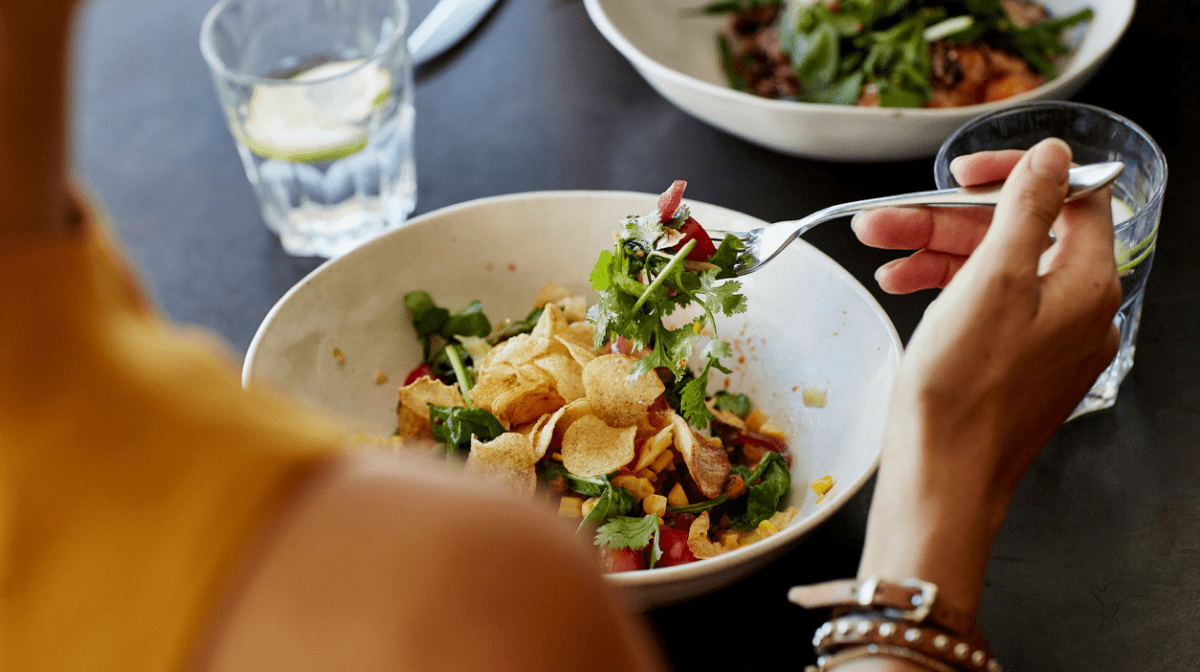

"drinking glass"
[934, 102, 1168, 420]
[201, 0, 416, 258]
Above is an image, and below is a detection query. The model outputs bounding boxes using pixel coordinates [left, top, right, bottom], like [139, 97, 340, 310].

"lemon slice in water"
[241, 59, 391, 163]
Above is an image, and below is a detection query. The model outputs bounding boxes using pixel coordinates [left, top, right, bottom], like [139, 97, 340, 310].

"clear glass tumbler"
[200, 0, 416, 258]
[934, 102, 1168, 420]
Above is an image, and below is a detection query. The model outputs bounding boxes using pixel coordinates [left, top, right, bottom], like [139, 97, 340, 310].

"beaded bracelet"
[791, 577, 1003, 672]
[805, 643, 962, 672]
[812, 614, 1002, 672]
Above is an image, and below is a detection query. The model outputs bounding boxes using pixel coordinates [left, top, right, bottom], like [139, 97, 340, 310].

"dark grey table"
[72, 0, 1199, 669]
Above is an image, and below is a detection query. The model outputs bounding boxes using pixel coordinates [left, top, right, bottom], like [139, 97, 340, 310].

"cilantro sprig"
[587, 194, 749, 429]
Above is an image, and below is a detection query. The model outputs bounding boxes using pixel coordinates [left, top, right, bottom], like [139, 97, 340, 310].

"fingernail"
[948, 155, 967, 177]
[850, 212, 865, 233]
[1030, 138, 1072, 180]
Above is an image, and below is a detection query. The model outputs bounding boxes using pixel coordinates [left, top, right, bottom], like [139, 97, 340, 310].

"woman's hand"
[855, 138, 1122, 627]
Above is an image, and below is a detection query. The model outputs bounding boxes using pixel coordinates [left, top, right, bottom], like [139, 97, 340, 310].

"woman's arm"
[829, 139, 1121, 671]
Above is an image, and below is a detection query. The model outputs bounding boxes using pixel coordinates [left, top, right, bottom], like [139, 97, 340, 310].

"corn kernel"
[757, 519, 779, 536]
[811, 475, 834, 504]
[612, 474, 655, 501]
[667, 482, 689, 507]
[721, 532, 740, 550]
[634, 426, 674, 471]
[581, 496, 599, 518]
[758, 423, 786, 441]
[558, 496, 584, 518]
[636, 468, 657, 482]
[650, 449, 674, 473]
[744, 409, 768, 433]
[643, 494, 667, 518]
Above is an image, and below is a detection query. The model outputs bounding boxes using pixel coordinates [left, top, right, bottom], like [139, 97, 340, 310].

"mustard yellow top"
[0, 211, 347, 670]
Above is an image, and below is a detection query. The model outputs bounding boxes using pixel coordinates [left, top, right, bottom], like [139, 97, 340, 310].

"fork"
[705, 161, 1124, 276]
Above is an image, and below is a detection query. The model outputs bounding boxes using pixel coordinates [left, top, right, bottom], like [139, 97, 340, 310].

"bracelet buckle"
[856, 576, 937, 622]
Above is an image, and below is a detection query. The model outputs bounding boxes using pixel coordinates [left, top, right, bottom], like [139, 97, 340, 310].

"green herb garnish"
[587, 193, 749, 430]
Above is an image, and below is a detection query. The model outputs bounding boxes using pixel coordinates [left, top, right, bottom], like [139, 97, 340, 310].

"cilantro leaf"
[594, 515, 658, 551]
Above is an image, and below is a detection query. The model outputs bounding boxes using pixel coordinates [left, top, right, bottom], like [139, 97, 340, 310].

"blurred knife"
[407, 0, 502, 67]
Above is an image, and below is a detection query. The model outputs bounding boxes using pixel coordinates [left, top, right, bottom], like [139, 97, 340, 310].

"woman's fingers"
[875, 250, 968, 294]
[852, 206, 992, 255]
[973, 138, 1072, 273]
[949, 149, 1026, 187]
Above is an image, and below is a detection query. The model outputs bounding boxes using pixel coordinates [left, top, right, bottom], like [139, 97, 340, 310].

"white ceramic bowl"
[243, 191, 902, 609]
[583, 0, 1134, 161]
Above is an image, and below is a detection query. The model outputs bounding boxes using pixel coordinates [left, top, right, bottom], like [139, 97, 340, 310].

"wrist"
[857, 422, 1012, 622]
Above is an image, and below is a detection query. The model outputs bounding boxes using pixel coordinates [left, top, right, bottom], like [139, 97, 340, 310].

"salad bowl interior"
[583, 0, 1134, 162]
[243, 191, 902, 609]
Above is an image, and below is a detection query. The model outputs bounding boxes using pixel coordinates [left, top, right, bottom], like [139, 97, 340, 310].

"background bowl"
[243, 191, 902, 609]
[583, 0, 1134, 162]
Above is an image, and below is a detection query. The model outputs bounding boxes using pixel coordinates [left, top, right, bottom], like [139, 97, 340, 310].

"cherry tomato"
[656, 526, 698, 567]
[675, 216, 718, 262]
[656, 180, 687, 223]
[600, 545, 646, 573]
[403, 363, 435, 386]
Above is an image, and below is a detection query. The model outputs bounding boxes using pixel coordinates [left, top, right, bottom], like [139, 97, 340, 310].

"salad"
[392, 181, 804, 572]
[704, 0, 1093, 108]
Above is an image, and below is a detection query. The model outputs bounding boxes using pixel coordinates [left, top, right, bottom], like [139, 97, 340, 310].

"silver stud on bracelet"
[856, 620, 872, 635]
[972, 650, 987, 666]
[878, 621, 896, 637]
[987, 658, 1004, 672]
[904, 627, 922, 643]
[954, 642, 970, 659]
[932, 634, 949, 650]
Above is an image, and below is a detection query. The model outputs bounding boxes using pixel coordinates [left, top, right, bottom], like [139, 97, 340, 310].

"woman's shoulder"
[192, 450, 667, 672]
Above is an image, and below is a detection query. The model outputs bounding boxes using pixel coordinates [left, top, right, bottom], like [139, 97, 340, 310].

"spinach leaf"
[727, 451, 791, 531]
[713, 390, 753, 418]
[427, 404, 505, 453]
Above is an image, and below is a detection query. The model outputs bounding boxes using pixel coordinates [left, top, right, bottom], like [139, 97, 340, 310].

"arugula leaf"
[713, 390, 753, 418]
[727, 451, 791, 531]
[427, 404, 505, 454]
[487, 307, 544, 345]
[404, 291, 494, 369]
[594, 515, 659, 551]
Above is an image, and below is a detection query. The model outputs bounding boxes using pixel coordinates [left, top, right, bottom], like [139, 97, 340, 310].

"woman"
[0, 2, 1118, 671]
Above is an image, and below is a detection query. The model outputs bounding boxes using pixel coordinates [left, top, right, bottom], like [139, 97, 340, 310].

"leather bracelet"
[789, 576, 980, 644]
[804, 643, 963, 672]
[812, 614, 1002, 672]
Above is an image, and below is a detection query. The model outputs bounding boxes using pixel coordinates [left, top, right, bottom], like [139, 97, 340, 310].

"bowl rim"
[243, 189, 903, 586]
[582, 0, 1135, 119]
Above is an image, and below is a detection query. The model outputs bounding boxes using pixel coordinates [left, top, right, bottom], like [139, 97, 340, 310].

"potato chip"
[559, 321, 596, 350]
[561, 414, 637, 477]
[556, 336, 597, 368]
[487, 333, 553, 368]
[469, 362, 520, 413]
[530, 302, 571, 342]
[491, 381, 566, 429]
[533, 352, 585, 402]
[396, 406, 433, 440]
[670, 412, 731, 499]
[397, 376, 464, 419]
[686, 512, 733, 559]
[466, 432, 538, 497]
[582, 354, 665, 428]
[532, 281, 574, 309]
[528, 404, 570, 460]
